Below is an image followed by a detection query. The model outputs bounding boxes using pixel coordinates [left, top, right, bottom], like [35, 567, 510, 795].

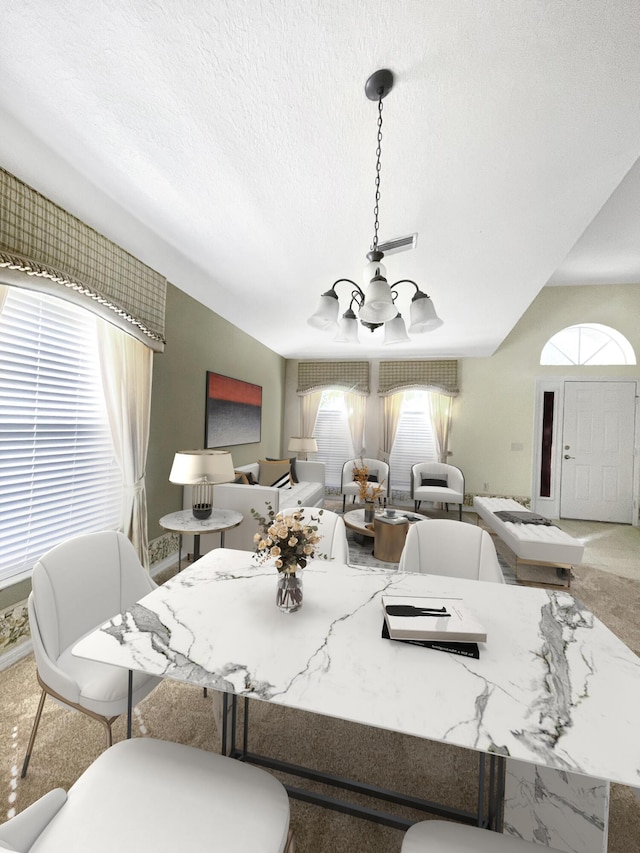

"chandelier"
[307, 68, 442, 345]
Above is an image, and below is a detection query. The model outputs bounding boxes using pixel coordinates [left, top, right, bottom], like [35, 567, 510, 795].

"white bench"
[473, 497, 584, 588]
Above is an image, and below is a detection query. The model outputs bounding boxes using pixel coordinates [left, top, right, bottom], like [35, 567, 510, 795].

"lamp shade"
[359, 277, 397, 324]
[169, 450, 235, 485]
[307, 291, 339, 330]
[408, 292, 443, 332]
[334, 308, 360, 343]
[383, 313, 410, 344]
[288, 436, 318, 454]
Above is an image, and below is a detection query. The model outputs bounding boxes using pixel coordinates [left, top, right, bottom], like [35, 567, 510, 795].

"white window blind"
[0, 287, 122, 585]
[313, 390, 355, 489]
[389, 391, 437, 492]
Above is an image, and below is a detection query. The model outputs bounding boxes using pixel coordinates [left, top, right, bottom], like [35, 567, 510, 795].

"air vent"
[377, 233, 418, 255]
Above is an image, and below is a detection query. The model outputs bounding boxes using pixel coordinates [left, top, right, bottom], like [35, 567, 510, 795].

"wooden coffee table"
[343, 508, 410, 562]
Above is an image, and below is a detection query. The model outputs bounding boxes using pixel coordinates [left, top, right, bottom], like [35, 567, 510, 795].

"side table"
[159, 508, 243, 569]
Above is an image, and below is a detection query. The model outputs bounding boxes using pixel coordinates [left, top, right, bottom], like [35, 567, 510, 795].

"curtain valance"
[0, 168, 166, 351]
[297, 360, 370, 394]
[378, 360, 459, 395]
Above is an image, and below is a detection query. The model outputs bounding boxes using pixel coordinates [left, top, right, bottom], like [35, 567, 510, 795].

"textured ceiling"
[1, 1, 639, 358]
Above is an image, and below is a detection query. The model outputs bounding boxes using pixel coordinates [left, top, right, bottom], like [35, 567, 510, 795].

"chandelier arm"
[331, 278, 365, 301]
[389, 279, 432, 299]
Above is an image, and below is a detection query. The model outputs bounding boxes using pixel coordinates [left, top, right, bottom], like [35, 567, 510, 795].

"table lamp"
[169, 450, 235, 519]
[288, 436, 318, 461]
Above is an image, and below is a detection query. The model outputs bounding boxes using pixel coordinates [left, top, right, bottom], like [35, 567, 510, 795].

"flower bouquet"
[251, 503, 324, 612]
[352, 458, 385, 503]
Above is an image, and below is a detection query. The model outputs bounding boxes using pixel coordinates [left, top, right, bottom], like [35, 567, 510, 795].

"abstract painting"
[205, 371, 262, 448]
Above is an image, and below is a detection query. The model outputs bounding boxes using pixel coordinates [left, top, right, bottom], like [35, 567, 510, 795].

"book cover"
[382, 595, 487, 643]
[381, 620, 480, 658]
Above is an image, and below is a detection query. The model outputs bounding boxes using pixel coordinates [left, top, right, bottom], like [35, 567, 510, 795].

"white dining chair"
[295, 507, 349, 563]
[2, 738, 295, 852]
[398, 519, 505, 583]
[401, 819, 562, 852]
[411, 462, 464, 519]
[21, 530, 161, 777]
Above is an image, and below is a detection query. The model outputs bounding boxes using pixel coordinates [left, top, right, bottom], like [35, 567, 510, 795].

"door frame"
[531, 377, 640, 526]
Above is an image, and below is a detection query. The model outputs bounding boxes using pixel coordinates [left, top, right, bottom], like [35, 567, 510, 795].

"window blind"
[388, 393, 438, 492]
[0, 288, 122, 584]
[313, 392, 355, 489]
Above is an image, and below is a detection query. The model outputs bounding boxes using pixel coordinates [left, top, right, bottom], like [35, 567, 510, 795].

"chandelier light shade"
[307, 69, 442, 345]
[169, 449, 235, 519]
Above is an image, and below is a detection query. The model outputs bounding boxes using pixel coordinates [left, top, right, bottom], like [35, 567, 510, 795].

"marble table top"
[74, 549, 640, 788]
[158, 508, 243, 534]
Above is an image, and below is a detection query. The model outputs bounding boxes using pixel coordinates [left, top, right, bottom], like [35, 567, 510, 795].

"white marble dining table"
[73, 548, 640, 829]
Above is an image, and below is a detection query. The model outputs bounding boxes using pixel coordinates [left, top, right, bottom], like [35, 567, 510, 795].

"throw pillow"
[421, 477, 448, 487]
[245, 471, 257, 485]
[266, 455, 298, 484]
[233, 471, 250, 485]
[353, 469, 378, 482]
[258, 459, 292, 488]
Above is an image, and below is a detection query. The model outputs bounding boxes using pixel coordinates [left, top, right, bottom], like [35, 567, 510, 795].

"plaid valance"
[378, 360, 459, 395]
[0, 168, 166, 351]
[297, 360, 370, 394]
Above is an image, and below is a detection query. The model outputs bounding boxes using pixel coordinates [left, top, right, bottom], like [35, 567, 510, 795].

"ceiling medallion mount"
[307, 69, 442, 345]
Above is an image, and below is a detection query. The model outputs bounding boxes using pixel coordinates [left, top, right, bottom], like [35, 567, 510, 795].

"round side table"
[159, 508, 243, 569]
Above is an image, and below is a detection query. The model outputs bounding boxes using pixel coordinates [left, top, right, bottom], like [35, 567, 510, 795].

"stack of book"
[381, 595, 486, 658]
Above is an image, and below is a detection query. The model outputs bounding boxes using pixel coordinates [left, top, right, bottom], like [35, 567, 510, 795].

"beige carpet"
[2, 515, 639, 851]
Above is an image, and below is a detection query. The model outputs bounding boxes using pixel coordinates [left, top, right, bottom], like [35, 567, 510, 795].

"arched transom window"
[540, 323, 636, 366]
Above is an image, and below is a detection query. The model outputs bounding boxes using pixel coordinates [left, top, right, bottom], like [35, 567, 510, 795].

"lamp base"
[192, 503, 212, 520]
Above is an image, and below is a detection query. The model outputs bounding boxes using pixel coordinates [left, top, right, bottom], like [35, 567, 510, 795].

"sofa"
[207, 459, 326, 552]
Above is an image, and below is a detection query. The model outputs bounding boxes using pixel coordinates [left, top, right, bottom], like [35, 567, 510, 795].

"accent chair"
[411, 461, 464, 519]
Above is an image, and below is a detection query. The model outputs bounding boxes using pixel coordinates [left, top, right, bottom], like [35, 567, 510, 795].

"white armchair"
[3, 739, 294, 852]
[340, 458, 390, 512]
[411, 462, 464, 519]
[21, 531, 161, 777]
[398, 519, 505, 583]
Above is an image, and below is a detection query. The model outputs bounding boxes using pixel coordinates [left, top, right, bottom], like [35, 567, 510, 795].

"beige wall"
[147, 283, 286, 541]
[284, 284, 640, 499]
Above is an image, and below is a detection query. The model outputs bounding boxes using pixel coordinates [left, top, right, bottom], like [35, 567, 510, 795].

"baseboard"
[0, 638, 32, 671]
[150, 552, 178, 580]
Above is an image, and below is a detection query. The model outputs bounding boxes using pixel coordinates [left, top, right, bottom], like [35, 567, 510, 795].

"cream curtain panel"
[345, 392, 367, 456]
[0, 167, 167, 351]
[429, 392, 454, 463]
[300, 391, 323, 439]
[97, 319, 153, 568]
[379, 393, 404, 463]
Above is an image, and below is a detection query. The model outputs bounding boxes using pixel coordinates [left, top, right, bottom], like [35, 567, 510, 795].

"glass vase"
[276, 569, 303, 613]
[364, 501, 375, 524]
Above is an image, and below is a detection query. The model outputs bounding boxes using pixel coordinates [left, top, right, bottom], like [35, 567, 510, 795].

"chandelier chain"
[372, 95, 384, 251]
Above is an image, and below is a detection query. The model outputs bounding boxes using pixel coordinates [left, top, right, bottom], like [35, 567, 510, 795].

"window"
[541, 324, 636, 366]
[313, 389, 355, 489]
[0, 287, 122, 586]
[389, 390, 438, 492]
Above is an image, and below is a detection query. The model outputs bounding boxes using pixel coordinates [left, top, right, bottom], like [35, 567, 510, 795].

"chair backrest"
[295, 507, 349, 563]
[341, 458, 390, 496]
[398, 520, 504, 583]
[30, 531, 157, 662]
[411, 462, 464, 493]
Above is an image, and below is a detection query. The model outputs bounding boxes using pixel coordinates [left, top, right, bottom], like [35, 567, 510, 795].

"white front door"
[560, 381, 636, 523]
